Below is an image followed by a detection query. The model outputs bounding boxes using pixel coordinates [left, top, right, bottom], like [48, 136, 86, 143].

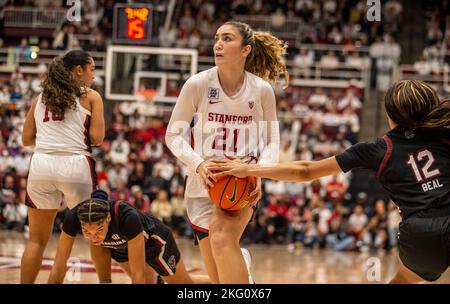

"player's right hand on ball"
[196, 160, 218, 189]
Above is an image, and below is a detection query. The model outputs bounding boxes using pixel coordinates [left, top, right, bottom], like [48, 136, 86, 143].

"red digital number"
[128, 19, 144, 39]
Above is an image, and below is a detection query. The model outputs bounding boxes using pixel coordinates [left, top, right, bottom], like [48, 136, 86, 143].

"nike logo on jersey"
[209, 100, 222, 104]
[226, 179, 238, 203]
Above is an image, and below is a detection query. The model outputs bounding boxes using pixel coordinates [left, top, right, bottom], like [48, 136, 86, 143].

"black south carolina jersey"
[336, 126, 449, 219]
[63, 200, 181, 276]
[63, 200, 158, 251]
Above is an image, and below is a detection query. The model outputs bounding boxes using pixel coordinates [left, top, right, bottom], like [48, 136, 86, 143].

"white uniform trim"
[150, 234, 174, 276]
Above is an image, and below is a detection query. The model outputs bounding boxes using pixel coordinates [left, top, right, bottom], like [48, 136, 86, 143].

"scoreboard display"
[113, 4, 152, 44]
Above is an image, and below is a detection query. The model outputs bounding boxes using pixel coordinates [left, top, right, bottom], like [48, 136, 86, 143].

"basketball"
[209, 175, 257, 211]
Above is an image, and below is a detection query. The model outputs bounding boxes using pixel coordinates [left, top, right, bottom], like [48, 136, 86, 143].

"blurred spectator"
[52, 23, 78, 50]
[144, 137, 163, 162]
[110, 178, 131, 202]
[337, 89, 362, 111]
[15, 38, 31, 62]
[266, 195, 289, 244]
[107, 164, 128, 190]
[311, 197, 331, 247]
[345, 52, 367, 70]
[320, 50, 339, 70]
[87, 32, 106, 52]
[153, 156, 174, 181]
[128, 110, 145, 130]
[148, 167, 170, 200]
[308, 87, 329, 108]
[2, 190, 27, 232]
[279, 141, 295, 163]
[109, 132, 130, 165]
[325, 174, 346, 202]
[360, 200, 389, 253]
[387, 200, 401, 248]
[293, 47, 314, 78]
[129, 185, 150, 213]
[151, 190, 173, 226]
[12, 150, 30, 177]
[326, 204, 355, 251]
[127, 161, 150, 190]
[170, 185, 188, 236]
[271, 8, 286, 28]
[170, 164, 185, 194]
[413, 54, 431, 76]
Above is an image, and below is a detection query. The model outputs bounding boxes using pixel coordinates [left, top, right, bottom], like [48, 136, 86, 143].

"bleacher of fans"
[0, 67, 399, 253]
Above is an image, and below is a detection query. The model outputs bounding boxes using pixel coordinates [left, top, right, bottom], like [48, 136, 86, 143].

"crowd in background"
[0, 66, 400, 253]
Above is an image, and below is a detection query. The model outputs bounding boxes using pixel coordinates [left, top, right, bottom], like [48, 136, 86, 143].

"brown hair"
[41, 49, 92, 117]
[384, 80, 450, 129]
[224, 21, 289, 88]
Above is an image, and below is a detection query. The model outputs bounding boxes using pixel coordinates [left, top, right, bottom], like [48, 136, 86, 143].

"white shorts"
[26, 153, 97, 210]
[185, 196, 214, 233]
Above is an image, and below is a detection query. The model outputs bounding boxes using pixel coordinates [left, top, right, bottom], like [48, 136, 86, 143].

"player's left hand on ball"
[248, 178, 262, 206]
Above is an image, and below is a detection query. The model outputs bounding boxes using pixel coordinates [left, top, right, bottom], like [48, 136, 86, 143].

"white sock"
[240, 248, 254, 284]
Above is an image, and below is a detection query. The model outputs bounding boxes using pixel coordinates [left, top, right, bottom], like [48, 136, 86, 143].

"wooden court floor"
[1, 230, 449, 284]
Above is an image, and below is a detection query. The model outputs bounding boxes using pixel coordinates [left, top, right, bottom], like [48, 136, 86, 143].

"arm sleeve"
[165, 77, 205, 173]
[335, 138, 387, 173]
[258, 84, 280, 165]
[119, 206, 145, 241]
[62, 208, 82, 237]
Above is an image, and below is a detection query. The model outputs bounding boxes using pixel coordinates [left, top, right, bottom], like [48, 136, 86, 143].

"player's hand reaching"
[197, 160, 218, 189]
[209, 156, 251, 179]
[210, 156, 261, 207]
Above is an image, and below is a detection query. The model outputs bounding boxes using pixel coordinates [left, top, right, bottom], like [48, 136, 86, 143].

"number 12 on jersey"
[406, 149, 440, 182]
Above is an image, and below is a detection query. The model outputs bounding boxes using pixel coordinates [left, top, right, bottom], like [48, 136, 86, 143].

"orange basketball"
[208, 175, 257, 211]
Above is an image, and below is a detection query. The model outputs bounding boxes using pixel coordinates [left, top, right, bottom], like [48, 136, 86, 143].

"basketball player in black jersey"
[47, 190, 211, 284]
[210, 80, 449, 283]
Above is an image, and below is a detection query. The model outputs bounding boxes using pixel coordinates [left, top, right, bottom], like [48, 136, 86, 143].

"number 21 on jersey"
[212, 127, 239, 153]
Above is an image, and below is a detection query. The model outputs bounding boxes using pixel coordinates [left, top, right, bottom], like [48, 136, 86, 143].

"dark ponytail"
[41, 49, 92, 117]
[384, 80, 450, 129]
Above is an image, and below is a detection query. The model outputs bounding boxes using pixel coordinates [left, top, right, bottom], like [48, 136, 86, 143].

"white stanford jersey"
[34, 93, 92, 155]
[166, 67, 280, 198]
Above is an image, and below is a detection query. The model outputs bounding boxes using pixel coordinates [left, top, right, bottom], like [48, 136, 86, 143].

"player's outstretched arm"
[90, 244, 112, 283]
[210, 156, 342, 182]
[47, 231, 76, 283]
[127, 232, 147, 284]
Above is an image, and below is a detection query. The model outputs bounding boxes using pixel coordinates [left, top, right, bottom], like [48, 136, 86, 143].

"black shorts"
[111, 220, 181, 277]
[399, 214, 450, 281]
[192, 204, 258, 246]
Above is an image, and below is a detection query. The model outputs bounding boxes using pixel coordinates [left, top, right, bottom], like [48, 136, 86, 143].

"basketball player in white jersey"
[165, 21, 289, 283]
[21, 49, 105, 283]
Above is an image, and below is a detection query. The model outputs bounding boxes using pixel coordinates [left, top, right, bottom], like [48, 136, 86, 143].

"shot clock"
[113, 3, 153, 44]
